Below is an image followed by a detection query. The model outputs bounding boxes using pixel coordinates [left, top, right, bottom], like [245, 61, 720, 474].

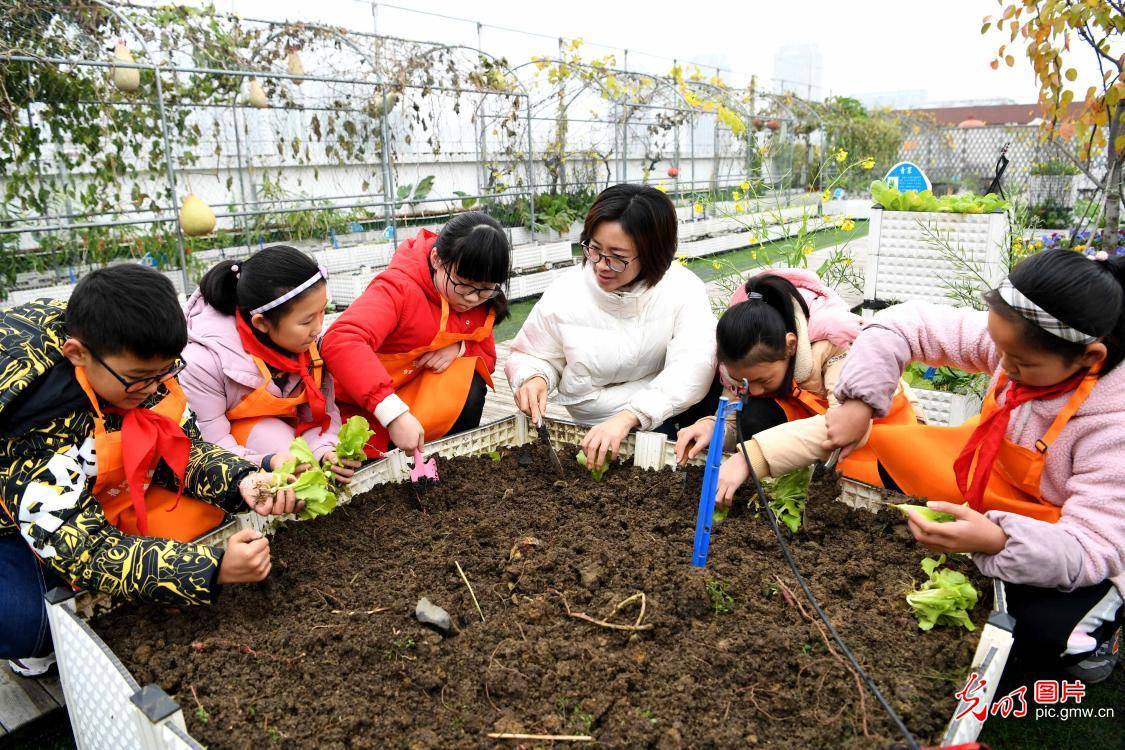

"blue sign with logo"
[883, 161, 931, 192]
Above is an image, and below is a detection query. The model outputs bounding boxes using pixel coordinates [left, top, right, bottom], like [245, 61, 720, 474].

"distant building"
[902, 102, 1047, 126]
[773, 43, 823, 100]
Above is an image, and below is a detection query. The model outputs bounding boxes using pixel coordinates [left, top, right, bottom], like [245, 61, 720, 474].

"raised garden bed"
[89, 443, 993, 749]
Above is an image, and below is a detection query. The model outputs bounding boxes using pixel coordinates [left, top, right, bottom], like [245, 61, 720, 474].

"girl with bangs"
[321, 212, 512, 457]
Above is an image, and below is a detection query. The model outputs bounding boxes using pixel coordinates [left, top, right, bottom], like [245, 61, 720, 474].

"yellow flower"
[1013, 236, 1024, 248]
[655, 182, 669, 193]
[677, 256, 689, 266]
[1074, 244, 1086, 252]
[734, 203, 745, 214]
[861, 158, 875, 170]
[841, 219, 856, 232]
[732, 190, 742, 200]
[835, 148, 848, 163]
[757, 145, 769, 156]
[711, 261, 722, 270]
[740, 180, 750, 191]
[801, 244, 814, 255]
[693, 202, 705, 213]
[821, 190, 832, 202]
[1034, 240, 1043, 249]
[751, 251, 758, 260]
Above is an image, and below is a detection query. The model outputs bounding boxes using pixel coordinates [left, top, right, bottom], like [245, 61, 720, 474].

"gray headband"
[997, 278, 1097, 345]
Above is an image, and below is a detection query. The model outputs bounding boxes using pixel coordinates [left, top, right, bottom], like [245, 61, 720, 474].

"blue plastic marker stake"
[329, 229, 339, 249]
[691, 397, 743, 567]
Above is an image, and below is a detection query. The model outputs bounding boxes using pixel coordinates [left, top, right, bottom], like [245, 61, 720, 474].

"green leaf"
[894, 504, 955, 523]
[336, 415, 375, 462]
[290, 437, 316, 467]
[292, 468, 338, 520]
[412, 175, 435, 202]
[907, 555, 979, 631]
[396, 184, 413, 201]
[576, 450, 608, 481]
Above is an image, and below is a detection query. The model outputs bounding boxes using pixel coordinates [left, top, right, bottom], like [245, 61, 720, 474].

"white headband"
[997, 278, 1097, 345]
[249, 265, 329, 315]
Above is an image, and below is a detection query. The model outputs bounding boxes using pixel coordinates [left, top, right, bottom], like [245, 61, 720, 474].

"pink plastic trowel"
[410, 449, 440, 483]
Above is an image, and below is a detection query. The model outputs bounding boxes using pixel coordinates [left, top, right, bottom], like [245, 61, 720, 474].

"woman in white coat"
[505, 183, 717, 469]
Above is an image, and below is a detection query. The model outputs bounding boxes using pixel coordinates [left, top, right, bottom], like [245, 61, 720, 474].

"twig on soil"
[455, 560, 485, 622]
[556, 591, 654, 632]
[189, 684, 205, 714]
[331, 607, 389, 616]
[775, 576, 871, 737]
[740, 684, 779, 721]
[486, 733, 593, 742]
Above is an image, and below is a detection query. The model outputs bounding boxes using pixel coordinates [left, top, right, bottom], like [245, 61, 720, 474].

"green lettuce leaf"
[290, 437, 316, 467]
[906, 555, 979, 631]
[576, 450, 608, 481]
[336, 415, 375, 462]
[894, 503, 955, 523]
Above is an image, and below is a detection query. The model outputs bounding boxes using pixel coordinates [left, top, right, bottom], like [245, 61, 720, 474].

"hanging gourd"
[179, 194, 216, 236]
[111, 40, 140, 92]
[287, 49, 305, 84]
[248, 77, 268, 109]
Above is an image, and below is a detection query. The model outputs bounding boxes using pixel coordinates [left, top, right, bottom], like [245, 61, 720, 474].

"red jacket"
[321, 230, 498, 412]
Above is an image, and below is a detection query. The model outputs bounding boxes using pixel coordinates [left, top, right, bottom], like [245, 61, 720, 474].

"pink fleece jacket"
[730, 267, 862, 348]
[180, 291, 342, 465]
[834, 301, 1125, 591]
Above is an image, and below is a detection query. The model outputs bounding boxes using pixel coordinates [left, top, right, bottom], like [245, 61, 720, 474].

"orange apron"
[860, 371, 1099, 523]
[345, 299, 495, 456]
[75, 367, 226, 542]
[226, 342, 324, 446]
[771, 383, 919, 485]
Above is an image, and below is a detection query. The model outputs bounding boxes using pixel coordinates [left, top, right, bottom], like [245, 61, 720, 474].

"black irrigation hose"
[733, 415, 921, 750]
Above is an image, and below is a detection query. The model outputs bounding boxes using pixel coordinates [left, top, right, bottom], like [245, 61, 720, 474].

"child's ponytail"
[716, 274, 810, 364]
[198, 259, 241, 316]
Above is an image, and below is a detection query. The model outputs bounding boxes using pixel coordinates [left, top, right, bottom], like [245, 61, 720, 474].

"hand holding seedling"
[822, 399, 873, 458]
[674, 419, 713, 464]
[715, 454, 750, 507]
[322, 452, 361, 485]
[513, 375, 549, 425]
[905, 501, 1007, 555]
[239, 472, 303, 516]
[217, 529, 272, 584]
[580, 410, 639, 470]
[388, 411, 426, 453]
[414, 342, 461, 373]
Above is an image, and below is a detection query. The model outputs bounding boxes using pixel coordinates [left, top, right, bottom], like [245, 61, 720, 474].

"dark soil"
[94, 447, 991, 749]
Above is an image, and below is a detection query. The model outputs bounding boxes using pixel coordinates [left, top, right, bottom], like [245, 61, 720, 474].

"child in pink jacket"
[181, 246, 354, 483]
[828, 248, 1124, 684]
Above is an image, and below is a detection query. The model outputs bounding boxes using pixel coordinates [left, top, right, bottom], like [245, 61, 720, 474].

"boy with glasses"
[0, 265, 298, 677]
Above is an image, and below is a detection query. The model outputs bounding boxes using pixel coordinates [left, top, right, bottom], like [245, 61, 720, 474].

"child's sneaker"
[7, 653, 56, 677]
[1065, 627, 1121, 685]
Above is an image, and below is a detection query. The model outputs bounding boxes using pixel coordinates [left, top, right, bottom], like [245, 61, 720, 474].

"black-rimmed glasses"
[443, 267, 502, 300]
[580, 241, 632, 273]
[87, 348, 185, 394]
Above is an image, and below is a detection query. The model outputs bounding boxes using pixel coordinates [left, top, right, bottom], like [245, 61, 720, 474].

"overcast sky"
[202, 0, 1090, 106]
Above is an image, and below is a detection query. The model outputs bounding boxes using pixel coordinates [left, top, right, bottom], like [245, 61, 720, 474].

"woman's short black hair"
[716, 274, 809, 364]
[983, 248, 1125, 372]
[66, 264, 187, 359]
[580, 183, 678, 288]
[197, 245, 323, 324]
[434, 211, 513, 323]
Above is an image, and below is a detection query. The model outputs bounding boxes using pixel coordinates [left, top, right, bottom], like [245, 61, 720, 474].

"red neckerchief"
[108, 403, 190, 536]
[235, 314, 329, 435]
[953, 370, 1088, 507]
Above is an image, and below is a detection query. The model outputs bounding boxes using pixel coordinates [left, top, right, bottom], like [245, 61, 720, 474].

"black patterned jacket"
[0, 300, 258, 605]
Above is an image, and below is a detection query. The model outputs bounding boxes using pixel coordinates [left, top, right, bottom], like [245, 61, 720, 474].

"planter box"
[507, 265, 573, 300]
[864, 208, 1008, 314]
[913, 388, 983, 426]
[510, 241, 573, 272]
[326, 270, 378, 307]
[47, 414, 1008, 750]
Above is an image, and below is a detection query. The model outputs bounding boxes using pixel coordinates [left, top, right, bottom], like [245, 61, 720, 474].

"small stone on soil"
[414, 597, 453, 636]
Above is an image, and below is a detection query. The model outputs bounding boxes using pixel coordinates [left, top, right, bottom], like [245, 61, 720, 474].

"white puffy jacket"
[505, 261, 717, 429]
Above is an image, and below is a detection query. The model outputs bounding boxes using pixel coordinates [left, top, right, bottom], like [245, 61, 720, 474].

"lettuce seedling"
[576, 450, 608, 481]
[764, 467, 810, 533]
[270, 437, 338, 520]
[906, 555, 979, 631]
[336, 415, 375, 463]
[894, 503, 955, 523]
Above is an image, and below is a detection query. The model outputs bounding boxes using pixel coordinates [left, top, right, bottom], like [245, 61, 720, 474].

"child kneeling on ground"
[0, 266, 299, 677]
[826, 248, 1124, 684]
[181, 246, 358, 483]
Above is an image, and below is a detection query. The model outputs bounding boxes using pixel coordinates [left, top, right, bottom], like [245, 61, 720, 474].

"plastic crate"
[914, 389, 983, 427]
[864, 208, 1008, 311]
[326, 270, 378, 306]
[510, 241, 573, 272]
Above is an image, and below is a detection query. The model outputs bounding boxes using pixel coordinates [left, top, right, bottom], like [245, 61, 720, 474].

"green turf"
[493, 221, 868, 342]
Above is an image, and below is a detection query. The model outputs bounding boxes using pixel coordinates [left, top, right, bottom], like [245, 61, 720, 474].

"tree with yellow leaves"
[983, 1, 1124, 250]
